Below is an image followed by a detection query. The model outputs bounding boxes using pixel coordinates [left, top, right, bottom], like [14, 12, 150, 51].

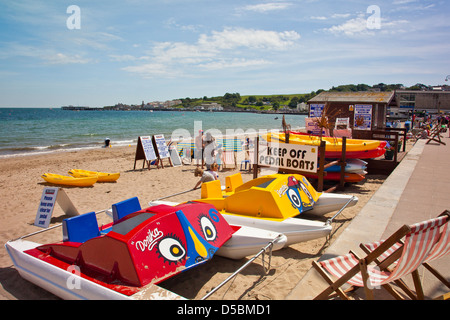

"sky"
[0, 0, 449, 108]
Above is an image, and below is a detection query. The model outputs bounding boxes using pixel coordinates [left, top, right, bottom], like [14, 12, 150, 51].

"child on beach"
[194, 162, 219, 189]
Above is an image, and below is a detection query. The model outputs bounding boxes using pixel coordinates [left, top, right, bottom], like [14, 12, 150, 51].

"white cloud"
[241, 2, 292, 13]
[198, 28, 300, 50]
[199, 58, 270, 70]
[122, 27, 300, 77]
[323, 14, 409, 37]
[43, 53, 91, 65]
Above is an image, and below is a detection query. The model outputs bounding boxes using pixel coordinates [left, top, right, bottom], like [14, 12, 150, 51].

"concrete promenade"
[286, 135, 450, 300]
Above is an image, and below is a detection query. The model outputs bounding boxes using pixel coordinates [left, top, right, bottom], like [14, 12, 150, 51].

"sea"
[0, 108, 307, 158]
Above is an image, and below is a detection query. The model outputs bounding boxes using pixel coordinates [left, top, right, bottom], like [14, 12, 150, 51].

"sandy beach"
[0, 145, 390, 300]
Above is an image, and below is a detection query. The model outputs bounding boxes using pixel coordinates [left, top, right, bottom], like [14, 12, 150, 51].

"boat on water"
[68, 169, 120, 182]
[5, 200, 286, 299]
[266, 132, 386, 159]
[41, 173, 97, 187]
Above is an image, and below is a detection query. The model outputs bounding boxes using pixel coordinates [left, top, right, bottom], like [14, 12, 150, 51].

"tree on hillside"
[288, 96, 299, 108]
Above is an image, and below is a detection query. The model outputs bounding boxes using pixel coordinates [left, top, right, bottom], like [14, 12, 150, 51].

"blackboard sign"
[134, 136, 157, 170]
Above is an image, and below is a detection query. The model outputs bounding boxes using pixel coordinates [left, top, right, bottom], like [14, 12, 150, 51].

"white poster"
[258, 141, 319, 173]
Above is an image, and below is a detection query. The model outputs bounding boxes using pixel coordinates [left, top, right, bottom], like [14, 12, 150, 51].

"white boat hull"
[307, 193, 358, 216]
[216, 226, 287, 260]
[5, 240, 184, 300]
[222, 214, 332, 247]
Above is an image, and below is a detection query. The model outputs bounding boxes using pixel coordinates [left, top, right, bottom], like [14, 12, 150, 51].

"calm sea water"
[0, 108, 306, 157]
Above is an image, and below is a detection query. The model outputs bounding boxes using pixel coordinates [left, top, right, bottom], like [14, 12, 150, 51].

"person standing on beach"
[195, 130, 204, 168]
[204, 132, 216, 170]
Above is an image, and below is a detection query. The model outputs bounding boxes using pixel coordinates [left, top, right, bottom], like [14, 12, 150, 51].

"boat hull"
[68, 169, 120, 182]
[221, 214, 332, 247]
[216, 225, 287, 260]
[5, 240, 183, 300]
[41, 173, 97, 187]
[307, 193, 358, 216]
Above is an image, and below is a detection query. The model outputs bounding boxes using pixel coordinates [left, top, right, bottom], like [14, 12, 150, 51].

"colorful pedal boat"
[221, 173, 358, 216]
[5, 202, 238, 299]
[68, 169, 120, 182]
[200, 173, 357, 219]
[41, 173, 98, 187]
[5, 201, 286, 299]
[266, 132, 386, 159]
[172, 173, 357, 247]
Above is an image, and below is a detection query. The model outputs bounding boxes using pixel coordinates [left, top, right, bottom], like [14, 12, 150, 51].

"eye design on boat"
[199, 215, 217, 242]
[287, 188, 302, 208]
[157, 235, 186, 264]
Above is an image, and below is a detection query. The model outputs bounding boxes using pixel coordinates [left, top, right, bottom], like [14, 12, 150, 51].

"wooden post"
[253, 136, 259, 179]
[339, 137, 347, 190]
[317, 141, 326, 192]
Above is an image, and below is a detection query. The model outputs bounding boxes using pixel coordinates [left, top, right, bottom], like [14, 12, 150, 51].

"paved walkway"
[286, 135, 450, 300]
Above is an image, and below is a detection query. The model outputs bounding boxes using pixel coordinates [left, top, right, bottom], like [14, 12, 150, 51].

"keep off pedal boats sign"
[258, 140, 319, 173]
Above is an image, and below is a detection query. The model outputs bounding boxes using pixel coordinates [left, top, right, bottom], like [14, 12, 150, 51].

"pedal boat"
[68, 169, 120, 182]
[41, 173, 97, 187]
[5, 202, 236, 300]
[5, 201, 286, 299]
[154, 173, 357, 247]
[266, 132, 386, 159]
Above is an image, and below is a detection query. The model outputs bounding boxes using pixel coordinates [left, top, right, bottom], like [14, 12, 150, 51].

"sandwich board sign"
[34, 187, 79, 228]
[134, 136, 157, 169]
[169, 145, 182, 167]
[152, 134, 170, 159]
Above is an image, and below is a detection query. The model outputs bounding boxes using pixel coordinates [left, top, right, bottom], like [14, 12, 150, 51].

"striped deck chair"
[222, 150, 236, 169]
[360, 210, 450, 298]
[312, 214, 449, 300]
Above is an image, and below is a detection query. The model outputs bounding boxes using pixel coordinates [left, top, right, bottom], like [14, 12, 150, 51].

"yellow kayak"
[41, 173, 97, 187]
[68, 169, 120, 182]
[196, 173, 321, 221]
[266, 132, 384, 152]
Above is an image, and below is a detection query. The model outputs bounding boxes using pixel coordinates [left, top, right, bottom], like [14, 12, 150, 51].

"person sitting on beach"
[194, 163, 219, 189]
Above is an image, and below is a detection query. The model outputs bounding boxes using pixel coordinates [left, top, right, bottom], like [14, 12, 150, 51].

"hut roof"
[308, 91, 395, 104]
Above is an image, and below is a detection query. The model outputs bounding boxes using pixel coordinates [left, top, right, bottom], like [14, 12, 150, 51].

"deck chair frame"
[426, 124, 446, 145]
[313, 214, 449, 300]
[359, 210, 450, 298]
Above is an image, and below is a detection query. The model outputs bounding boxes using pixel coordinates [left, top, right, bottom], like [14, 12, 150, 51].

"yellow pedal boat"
[68, 169, 120, 182]
[41, 173, 97, 187]
[197, 173, 322, 221]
